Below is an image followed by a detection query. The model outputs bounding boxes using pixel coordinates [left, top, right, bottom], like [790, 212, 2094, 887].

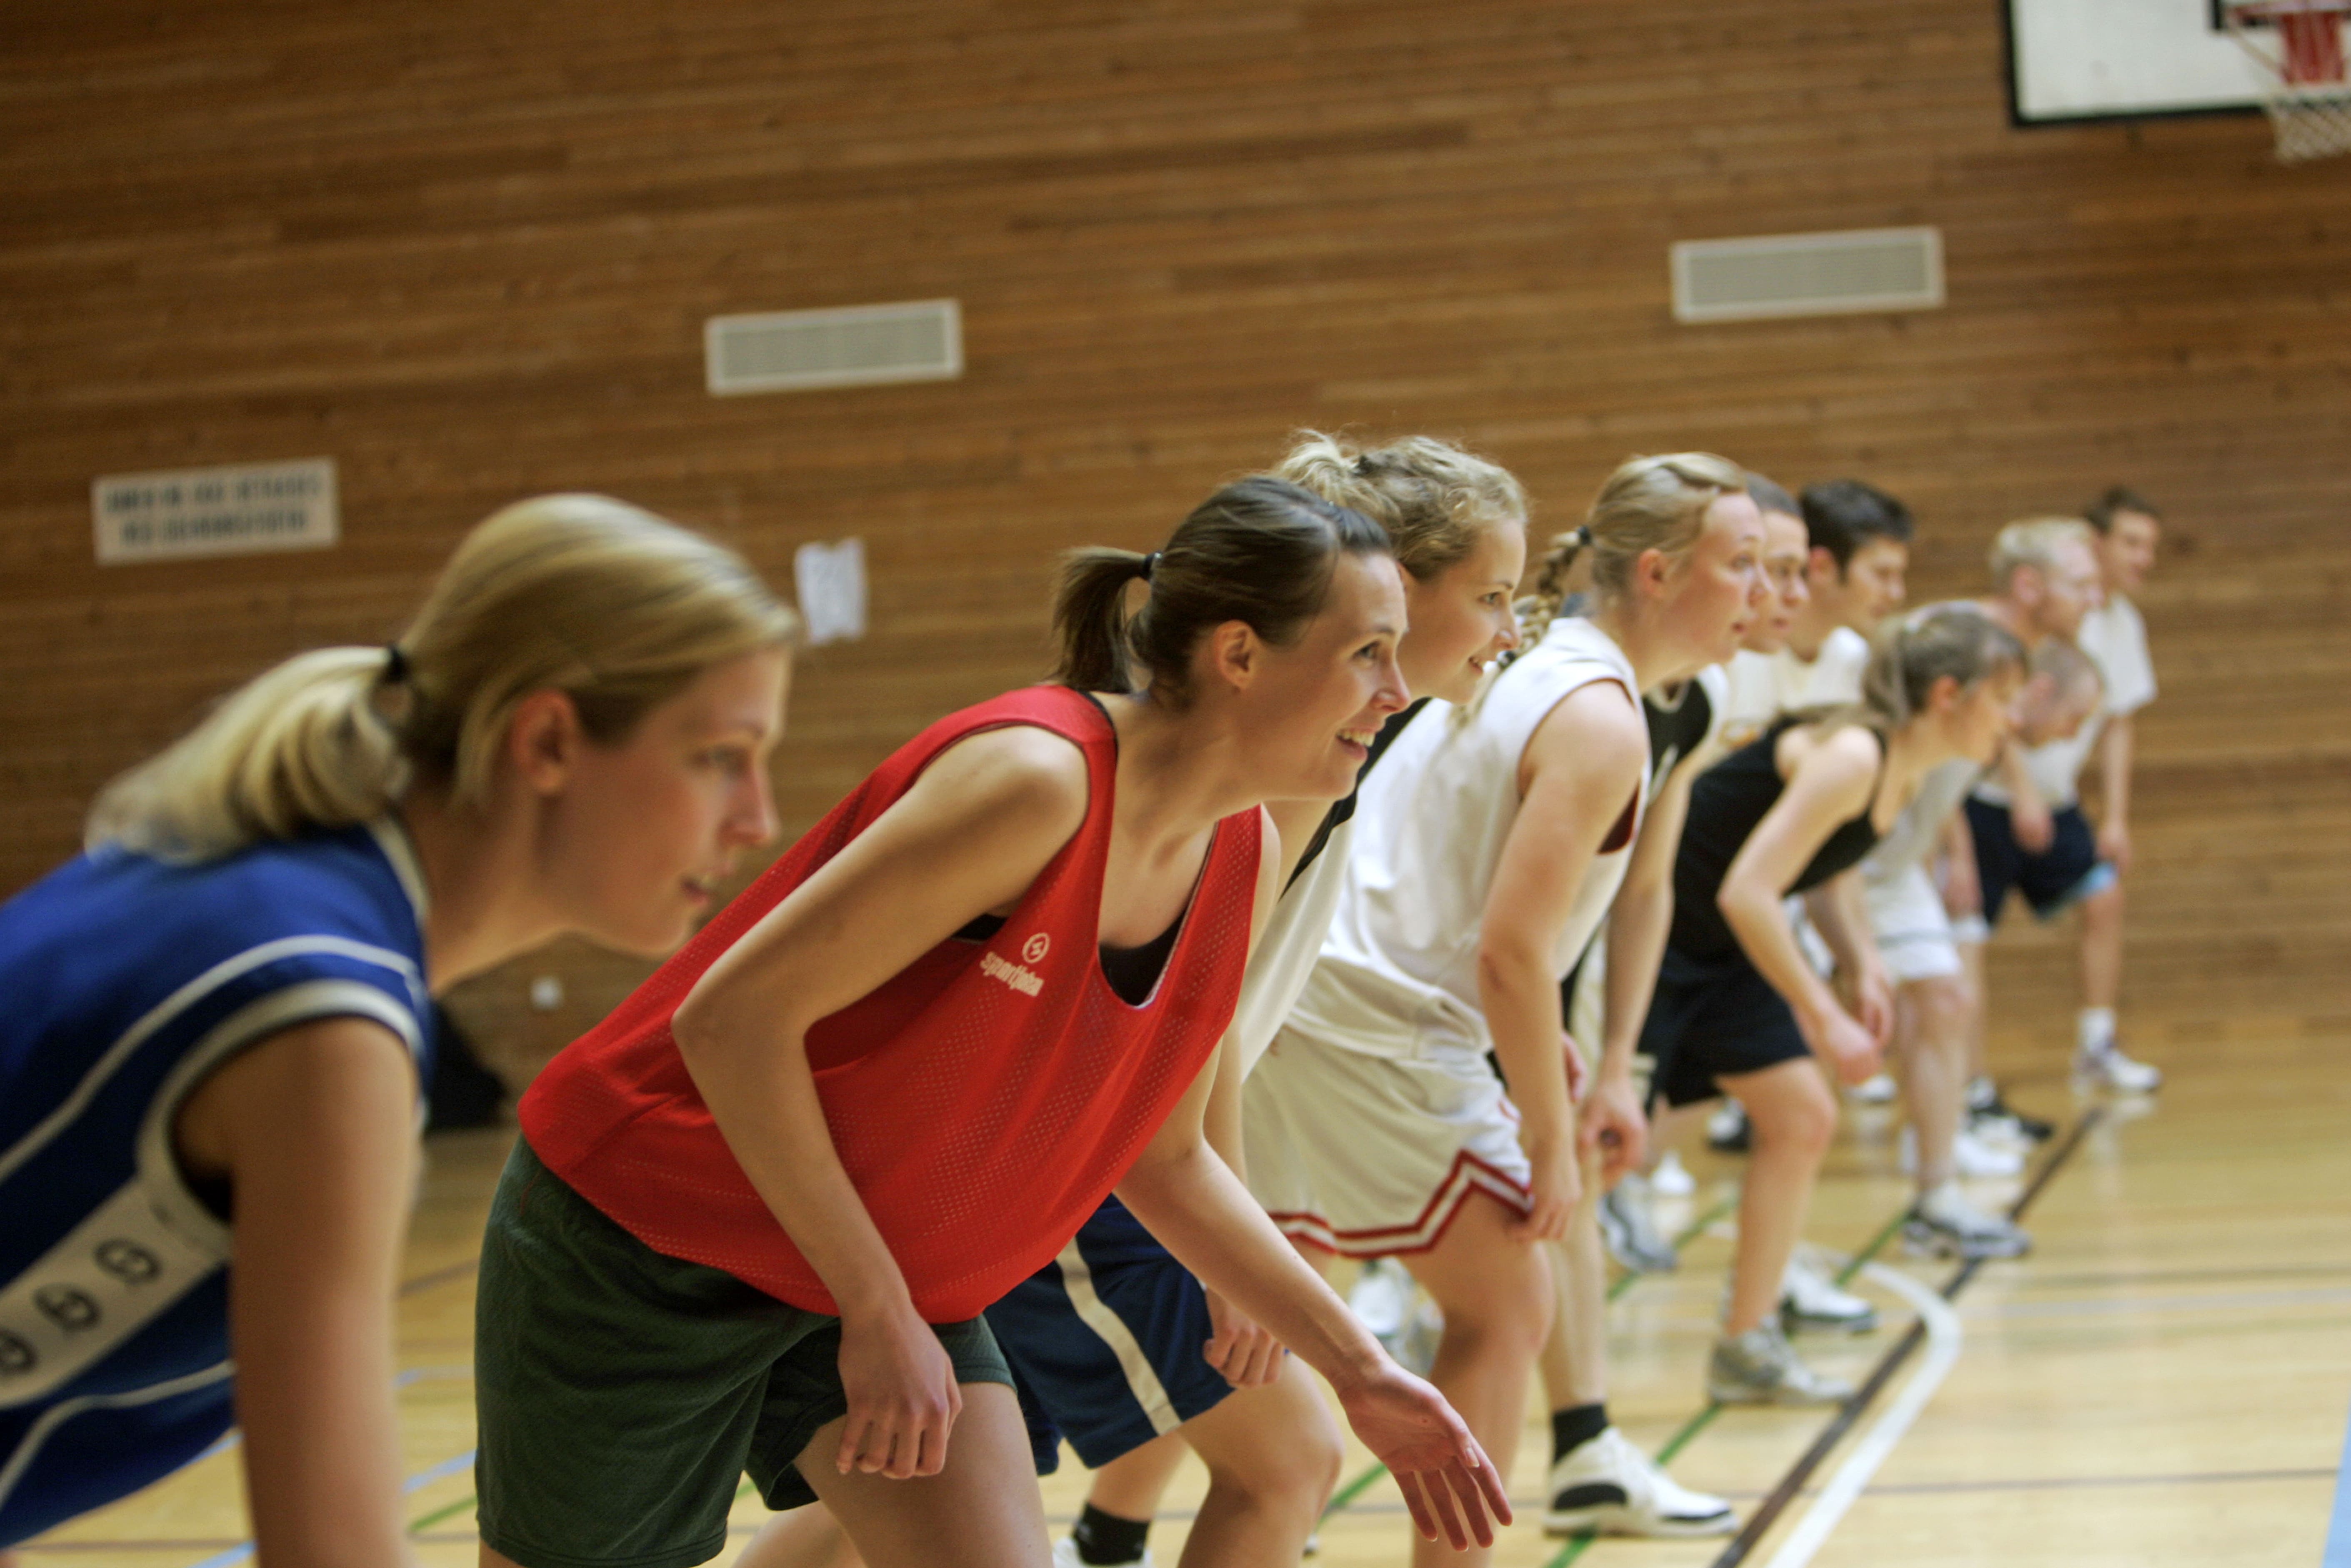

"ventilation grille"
[705, 299, 963, 395]
[1670, 228, 1944, 324]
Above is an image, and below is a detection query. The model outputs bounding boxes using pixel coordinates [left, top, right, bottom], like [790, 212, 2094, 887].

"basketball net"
[2225, 0, 2351, 161]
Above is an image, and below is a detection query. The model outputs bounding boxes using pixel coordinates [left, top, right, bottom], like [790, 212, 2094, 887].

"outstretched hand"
[1335, 1363, 1513, 1549]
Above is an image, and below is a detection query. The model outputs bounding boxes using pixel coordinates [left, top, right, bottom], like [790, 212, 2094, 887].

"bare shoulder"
[1528, 679, 1648, 786]
[1781, 721, 1883, 803]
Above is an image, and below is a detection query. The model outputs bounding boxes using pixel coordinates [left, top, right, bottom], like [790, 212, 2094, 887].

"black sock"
[1071, 1503, 1153, 1566]
[1551, 1402, 1609, 1462]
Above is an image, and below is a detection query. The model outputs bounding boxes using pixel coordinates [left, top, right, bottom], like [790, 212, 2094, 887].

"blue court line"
[2324, 1391, 2351, 1568]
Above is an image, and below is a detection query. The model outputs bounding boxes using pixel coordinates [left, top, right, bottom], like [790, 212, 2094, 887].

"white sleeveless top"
[1283, 616, 1646, 1062]
[1228, 815, 1354, 1078]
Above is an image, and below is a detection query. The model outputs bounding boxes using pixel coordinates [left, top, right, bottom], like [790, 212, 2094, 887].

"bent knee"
[1201, 1409, 1344, 1508]
[1757, 1083, 1839, 1154]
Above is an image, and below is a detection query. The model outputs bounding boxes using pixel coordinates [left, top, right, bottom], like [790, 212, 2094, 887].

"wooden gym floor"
[20, 1015, 2349, 1568]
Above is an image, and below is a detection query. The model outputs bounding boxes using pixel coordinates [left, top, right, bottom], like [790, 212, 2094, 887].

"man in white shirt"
[1715, 477, 1912, 744]
[1954, 513, 2160, 1092]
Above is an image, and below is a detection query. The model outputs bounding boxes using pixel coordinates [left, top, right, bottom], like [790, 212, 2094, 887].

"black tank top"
[1643, 678, 1714, 791]
[1668, 718, 1884, 962]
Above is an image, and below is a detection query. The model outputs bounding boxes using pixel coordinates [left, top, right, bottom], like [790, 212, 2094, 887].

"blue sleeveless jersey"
[0, 821, 430, 1545]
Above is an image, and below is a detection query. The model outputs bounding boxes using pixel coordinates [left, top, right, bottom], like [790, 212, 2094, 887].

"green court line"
[1834, 1207, 1912, 1287]
[1324, 1192, 1741, 1520]
[407, 1494, 478, 1533]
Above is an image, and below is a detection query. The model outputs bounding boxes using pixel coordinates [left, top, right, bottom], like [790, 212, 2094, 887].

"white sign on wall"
[793, 537, 868, 646]
[93, 457, 338, 565]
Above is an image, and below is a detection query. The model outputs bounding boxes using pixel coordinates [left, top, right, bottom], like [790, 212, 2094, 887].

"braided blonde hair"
[1518, 453, 1747, 645]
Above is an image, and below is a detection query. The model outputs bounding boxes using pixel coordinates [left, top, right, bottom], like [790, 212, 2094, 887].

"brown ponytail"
[1846, 602, 2028, 736]
[1050, 477, 1390, 701]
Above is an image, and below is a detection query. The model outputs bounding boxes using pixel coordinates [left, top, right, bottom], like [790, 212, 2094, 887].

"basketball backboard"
[2005, 0, 2269, 122]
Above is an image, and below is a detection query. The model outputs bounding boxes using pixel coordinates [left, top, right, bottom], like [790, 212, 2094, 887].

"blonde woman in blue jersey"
[1248, 454, 1768, 1568]
[0, 497, 796, 1566]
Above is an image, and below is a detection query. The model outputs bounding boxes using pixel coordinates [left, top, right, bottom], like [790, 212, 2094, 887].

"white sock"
[2077, 1007, 2116, 1055]
[1965, 1074, 1996, 1110]
[1918, 1179, 1965, 1221]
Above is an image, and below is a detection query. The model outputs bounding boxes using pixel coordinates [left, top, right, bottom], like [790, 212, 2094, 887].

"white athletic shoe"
[1848, 1072, 1898, 1105]
[1778, 1258, 1878, 1333]
[2075, 1044, 2162, 1093]
[1346, 1256, 1414, 1339]
[1392, 1290, 1445, 1378]
[1543, 1428, 1736, 1537]
[1904, 1188, 2032, 1261]
[1898, 1124, 2025, 1179]
[1708, 1321, 1854, 1405]
[1053, 1536, 1153, 1568]
[1598, 1175, 1678, 1273]
[1651, 1150, 1697, 1197]
[1706, 1100, 1751, 1153]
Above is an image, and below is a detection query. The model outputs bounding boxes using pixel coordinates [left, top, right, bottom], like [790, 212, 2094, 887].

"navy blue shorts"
[984, 1194, 1233, 1473]
[1640, 946, 1811, 1110]
[1965, 799, 2116, 925]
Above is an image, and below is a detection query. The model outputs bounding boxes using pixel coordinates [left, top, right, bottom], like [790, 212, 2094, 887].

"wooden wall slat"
[4, 0, 2345, 1068]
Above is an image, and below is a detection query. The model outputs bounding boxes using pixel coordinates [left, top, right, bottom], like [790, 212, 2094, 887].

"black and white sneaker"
[1968, 1080, 2054, 1143]
[1544, 1428, 1735, 1538]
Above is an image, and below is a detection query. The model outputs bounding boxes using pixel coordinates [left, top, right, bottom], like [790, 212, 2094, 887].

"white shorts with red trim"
[1241, 1026, 1531, 1259]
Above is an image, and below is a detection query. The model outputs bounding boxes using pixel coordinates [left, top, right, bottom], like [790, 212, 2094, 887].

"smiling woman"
[0, 495, 798, 1568]
[478, 476, 1515, 1568]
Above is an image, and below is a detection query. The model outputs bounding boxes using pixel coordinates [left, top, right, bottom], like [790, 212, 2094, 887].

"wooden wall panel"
[3, 0, 2346, 1073]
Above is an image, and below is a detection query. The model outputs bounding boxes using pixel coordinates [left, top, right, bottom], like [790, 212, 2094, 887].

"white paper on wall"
[793, 536, 868, 646]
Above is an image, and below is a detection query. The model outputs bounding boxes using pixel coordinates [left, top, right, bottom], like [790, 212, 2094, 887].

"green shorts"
[474, 1138, 1014, 1568]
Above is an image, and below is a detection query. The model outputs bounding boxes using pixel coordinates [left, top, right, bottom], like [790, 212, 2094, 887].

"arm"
[1586, 747, 1703, 1184]
[1716, 728, 1885, 1084]
[1804, 871, 1892, 1045]
[1116, 1056, 1511, 1549]
[1936, 800, 1982, 918]
[173, 1018, 421, 1568]
[1194, 1023, 1282, 1388]
[2096, 714, 2134, 873]
[671, 726, 1091, 1481]
[1479, 683, 1651, 1239]
[1996, 743, 2054, 854]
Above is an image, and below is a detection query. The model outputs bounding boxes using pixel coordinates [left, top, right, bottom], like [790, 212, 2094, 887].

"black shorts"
[1964, 798, 2116, 925]
[1640, 947, 1811, 1110]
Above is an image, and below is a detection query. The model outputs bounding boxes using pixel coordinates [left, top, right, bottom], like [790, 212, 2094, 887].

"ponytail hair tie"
[1575, 525, 1594, 548]
[382, 645, 410, 685]
[1140, 551, 1160, 582]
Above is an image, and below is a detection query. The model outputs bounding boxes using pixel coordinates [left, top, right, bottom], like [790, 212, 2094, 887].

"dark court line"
[1703, 1108, 2102, 1568]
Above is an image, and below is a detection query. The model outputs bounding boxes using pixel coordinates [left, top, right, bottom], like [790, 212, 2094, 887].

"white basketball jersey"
[1285, 616, 1645, 1062]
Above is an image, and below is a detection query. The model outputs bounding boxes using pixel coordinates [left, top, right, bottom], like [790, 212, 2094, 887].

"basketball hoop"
[2224, 0, 2351, 161]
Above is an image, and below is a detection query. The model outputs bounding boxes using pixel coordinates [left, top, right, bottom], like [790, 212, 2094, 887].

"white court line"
[1759, 1260, 1963, 1568]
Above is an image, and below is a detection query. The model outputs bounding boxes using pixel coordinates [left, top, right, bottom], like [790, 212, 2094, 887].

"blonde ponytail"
[1518, 452, 1746, 645]
[89, 494, 798, 862]
[1276, 430, 1526, 582]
